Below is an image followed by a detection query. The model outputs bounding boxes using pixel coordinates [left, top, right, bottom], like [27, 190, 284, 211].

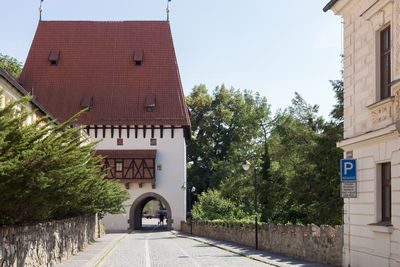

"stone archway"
[129, 192, 173, 230]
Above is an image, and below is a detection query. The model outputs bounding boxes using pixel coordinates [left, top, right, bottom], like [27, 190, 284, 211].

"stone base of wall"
[0, 214, 99, 267]
[181, 221, 342, 266]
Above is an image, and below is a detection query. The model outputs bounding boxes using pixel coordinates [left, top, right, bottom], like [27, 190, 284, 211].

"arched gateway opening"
[129, 192, 173, 230]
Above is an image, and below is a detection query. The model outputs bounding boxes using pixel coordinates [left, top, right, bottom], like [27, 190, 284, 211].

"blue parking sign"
[341, 159, 356, 181]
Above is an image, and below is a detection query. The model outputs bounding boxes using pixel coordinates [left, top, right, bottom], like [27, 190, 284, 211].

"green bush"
[191, 189, 250, 222]
[0, 93, 130, 225]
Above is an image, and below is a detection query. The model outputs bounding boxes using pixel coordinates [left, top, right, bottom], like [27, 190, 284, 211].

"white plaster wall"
[342, 134, 400, 267]
[336, 1, 400, 265]
[90, 126, 187, 231]
[340, 0, 397, 140]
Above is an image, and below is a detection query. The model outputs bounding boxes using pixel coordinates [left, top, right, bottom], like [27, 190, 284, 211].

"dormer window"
[133, 50, 144, 66]
[48, 50, 60, 66]
[145, 95, 156, 112]
[80, 96, 94, 111]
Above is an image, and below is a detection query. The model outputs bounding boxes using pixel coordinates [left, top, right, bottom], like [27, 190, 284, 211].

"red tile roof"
[95, 149, 156, 159]
[19, 21, 190, 127]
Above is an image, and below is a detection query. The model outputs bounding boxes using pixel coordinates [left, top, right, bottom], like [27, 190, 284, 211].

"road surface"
[98, 231, 270, 267]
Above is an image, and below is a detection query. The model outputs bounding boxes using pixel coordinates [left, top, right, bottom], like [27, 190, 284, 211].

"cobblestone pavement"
[98, 231, 271, 267]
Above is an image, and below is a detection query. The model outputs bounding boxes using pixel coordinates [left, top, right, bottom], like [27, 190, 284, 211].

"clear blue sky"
[1, 0, 341, 118]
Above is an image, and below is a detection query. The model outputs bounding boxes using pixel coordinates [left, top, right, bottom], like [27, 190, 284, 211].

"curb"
[171, 231, 280, 266]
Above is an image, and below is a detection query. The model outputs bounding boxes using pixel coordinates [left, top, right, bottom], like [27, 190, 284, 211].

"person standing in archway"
[159, 212, 164, 225]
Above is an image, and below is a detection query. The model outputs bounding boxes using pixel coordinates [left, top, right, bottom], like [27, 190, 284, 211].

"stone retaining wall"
[181, 221, 342, 266]
[0, 214, 99, 267]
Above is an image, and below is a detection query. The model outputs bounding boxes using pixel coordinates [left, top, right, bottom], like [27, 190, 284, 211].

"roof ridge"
[39, 20, 170, 23]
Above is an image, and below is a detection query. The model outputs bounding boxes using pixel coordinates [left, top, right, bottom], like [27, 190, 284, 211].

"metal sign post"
[340, 158, 357, 266]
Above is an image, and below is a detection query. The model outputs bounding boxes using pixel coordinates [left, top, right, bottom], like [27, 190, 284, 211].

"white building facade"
[18, 20, 191, 231]
[89, 125, 187, 231]
[325, 0, 400, 266]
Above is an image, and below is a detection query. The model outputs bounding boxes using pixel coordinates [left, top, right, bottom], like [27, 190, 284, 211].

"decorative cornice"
[337, 123, 397, 150]
[360, 0, 393, 20]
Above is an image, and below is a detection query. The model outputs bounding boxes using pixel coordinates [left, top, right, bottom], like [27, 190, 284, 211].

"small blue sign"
[341, 159, 357, 181]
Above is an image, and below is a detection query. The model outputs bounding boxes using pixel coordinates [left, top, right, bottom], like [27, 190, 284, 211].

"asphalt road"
[98, 231, 271, 267]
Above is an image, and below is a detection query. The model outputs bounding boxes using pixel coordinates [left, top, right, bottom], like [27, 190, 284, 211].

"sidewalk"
[55, 232, 128, 267]
[172, 231, 337, 267]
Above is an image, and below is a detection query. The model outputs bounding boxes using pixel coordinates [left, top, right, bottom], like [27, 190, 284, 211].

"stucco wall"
[333, 1, 400, 266]
[0, 214, 99, 267]
[92, 127, 186, 231]
[338, 0, 400, 139]
[341, 134, 400, 267]
[181, 221, 342, 266]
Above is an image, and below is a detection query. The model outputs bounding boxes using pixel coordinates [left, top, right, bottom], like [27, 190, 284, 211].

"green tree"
[0, 93, 130, 225]
[186, 84, 270, 215]
[266, 92, 342, 225]
[0, 53, 23, 78]
[330, 78, 344, 127]
[187, 82, 343, 226]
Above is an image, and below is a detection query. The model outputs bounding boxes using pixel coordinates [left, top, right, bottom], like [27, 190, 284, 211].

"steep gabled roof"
[19, 21, 190, 127]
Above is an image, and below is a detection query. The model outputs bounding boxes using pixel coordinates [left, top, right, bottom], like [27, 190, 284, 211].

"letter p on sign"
[341, 159, 357, 181]
[344, 162, 353, 175]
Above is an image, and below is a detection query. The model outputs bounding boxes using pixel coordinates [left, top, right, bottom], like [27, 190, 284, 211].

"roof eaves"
[323, 0, 339, 12]
[0, 67, 60, 124]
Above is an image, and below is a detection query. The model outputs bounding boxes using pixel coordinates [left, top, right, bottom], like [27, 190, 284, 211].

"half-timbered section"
[19, 21, 191, 231]
[96, 150, 156, 187]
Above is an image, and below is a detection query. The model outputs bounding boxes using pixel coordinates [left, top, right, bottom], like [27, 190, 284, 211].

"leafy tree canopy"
[0, 53, 23, 78]
[187, 81, 343, 226]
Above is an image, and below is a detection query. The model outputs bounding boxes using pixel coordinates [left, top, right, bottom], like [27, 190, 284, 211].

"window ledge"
[366, 96, 394, 110]
[367, 222, 393, 233]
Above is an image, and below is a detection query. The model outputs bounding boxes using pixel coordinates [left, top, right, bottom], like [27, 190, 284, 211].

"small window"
[117, 138, 123, 146]
[380, 26, 391, 100]
[48, 50, 60, 66]
[381, 162, 391, 222]
[133, 50, 144, 66]
[145, 95, 156, 112]
[80, 96, 94, 111]
[150, 138, 157, 146]
[115, 161, 123, 172]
